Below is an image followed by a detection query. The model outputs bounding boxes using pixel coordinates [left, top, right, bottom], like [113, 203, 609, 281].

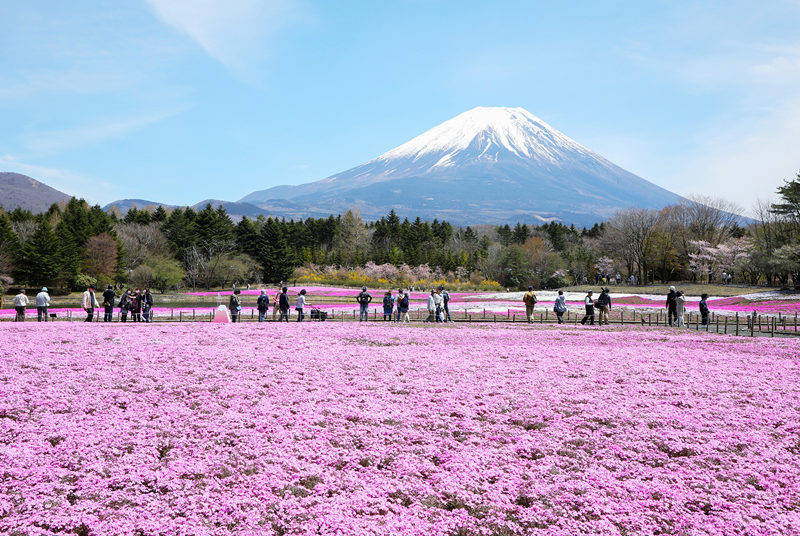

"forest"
[1, 173, 799, 293]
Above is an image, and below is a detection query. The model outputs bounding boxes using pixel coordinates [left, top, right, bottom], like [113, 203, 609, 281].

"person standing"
[142, 289, 154, 323]
[397, 289, 410, 322]
[257, 290, 269, 322]
[666, 286, 678, 327]
[13, 289, 29, 322]
[553, 290, 567, 324]
[118, 289, 131, 323]
[596, 288, 610, 325]
[130, 291, 142, 322]
[356, 286, 372, 321]
[382, 291, 394, 321]
[102, 285, 116, 322]
[441, 288, 452, 322]
[295, 289, 307, 322]
[426, 290, 437, 322]
[278, 287, 290, 322]
[35, 287, 51, 322]
[82, 286, 99, 322]
[580, 291, 595, 325]
[629, 274, 635, 286]
[229, 289, 242, 323]
[675, 291, 686, 327]
[699, 293, 710, 326]
[273, 287, 281, 320]
[522, 286, 538, 323]
[433, 289, 444, 322]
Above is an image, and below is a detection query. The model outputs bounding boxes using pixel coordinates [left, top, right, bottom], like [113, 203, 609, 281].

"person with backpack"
[356, 286, 372, 322]
[553, 290, 567, 324]
[522, 286, 538, 323]
[119, 289, 131, 322]
[580, 290, 595, 325]
[596, 288, 611, 325]
[295, 289, 307, 322]
[256, 290, 270, 322]
[229, 289, 242, 323]
[82, 286, 99, 322]
[35, 287, 51, 322]
[13, 289, 29, 322]
[382, 291, 394, 321]
[699, 293, 710, 326]
[142, 289, 154, 323]
[278, 287, 290, 321]
[397, 289, 410, 322]
[102, 285, 116, 322]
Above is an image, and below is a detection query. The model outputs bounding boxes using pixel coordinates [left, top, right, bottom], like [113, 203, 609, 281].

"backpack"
[383, 296, 393, 308]
[400, 295, 409, 309]
[257, 295, 268, 310]
[358, 292, 371, 305]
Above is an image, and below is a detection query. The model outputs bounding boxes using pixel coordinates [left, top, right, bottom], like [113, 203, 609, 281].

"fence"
[4, 306, 798, 338]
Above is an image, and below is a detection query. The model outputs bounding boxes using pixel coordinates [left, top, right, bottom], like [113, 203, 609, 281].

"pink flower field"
[1, 323, 799, 535]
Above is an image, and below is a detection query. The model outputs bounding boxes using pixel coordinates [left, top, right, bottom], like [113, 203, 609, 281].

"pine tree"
[256, 219, 295, 283]
[14, 218, 60, 287]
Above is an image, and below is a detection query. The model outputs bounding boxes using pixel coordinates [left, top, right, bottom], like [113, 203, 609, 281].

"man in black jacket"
[278, 287, 290, 322]
[102, 285, 116, 322]
[666, 286, 678, 326]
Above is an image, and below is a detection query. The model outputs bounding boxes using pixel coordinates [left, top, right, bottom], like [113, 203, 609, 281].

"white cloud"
[20, 107, 189, 156]
[0, 156, 121, 205]
[144, 0, 301, 72]
[669, 97, 800, 213]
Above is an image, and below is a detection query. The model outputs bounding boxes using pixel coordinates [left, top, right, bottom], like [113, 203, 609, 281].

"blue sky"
[2, 1, 799, 212]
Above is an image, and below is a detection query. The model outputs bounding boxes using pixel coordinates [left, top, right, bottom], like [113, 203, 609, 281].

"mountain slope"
[0, 172, 71, 213]
[241, 107, 683, 225]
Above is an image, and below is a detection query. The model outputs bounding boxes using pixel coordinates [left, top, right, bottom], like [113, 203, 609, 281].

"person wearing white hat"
[35, 287, 51, 322]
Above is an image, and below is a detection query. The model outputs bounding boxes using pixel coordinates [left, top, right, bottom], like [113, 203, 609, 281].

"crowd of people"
[7, 283, 712, 327]
[10, 285, 155, 323]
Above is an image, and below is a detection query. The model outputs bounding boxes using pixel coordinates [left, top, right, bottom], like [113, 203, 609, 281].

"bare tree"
[683, 195, 742, 246]
[605, 208, 661, 284]
[116, 222, 171, 270]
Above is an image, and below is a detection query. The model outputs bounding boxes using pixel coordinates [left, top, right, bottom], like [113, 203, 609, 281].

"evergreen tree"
[256, 219, 295, 283]
[14, 218, 60, 287]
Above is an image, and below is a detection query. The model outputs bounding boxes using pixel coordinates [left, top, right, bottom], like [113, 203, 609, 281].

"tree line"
[1, 172, 798, 294]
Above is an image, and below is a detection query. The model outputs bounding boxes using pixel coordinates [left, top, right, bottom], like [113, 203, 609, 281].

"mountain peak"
[376, 106, 589, 166]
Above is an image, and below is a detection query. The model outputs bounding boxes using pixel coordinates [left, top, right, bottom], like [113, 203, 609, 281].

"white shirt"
[13, 293, 28, 307]
[296, 295, 306, 309]
[427, 295, 436, 312]
[35, 292, 50, 307]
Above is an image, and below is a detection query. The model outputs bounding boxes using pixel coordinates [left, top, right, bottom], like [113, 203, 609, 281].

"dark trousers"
[556, 311, 564, 324]
[279, 309, 289, 322]
[120, 312, 127, 322]
[231, 313, 239, 323]
[84, 308, 94, 322]
[668, 308, 677, 326]
[143, 307, 152, 323]
[15, 307, 25, 322]
[701, 313, 709, 326]
[104, 306, 114, 322]
[383, 309, 393, 321]
[37, 307, 48, 322]
[580, 307, 594, 325]
[296, 309, 305, 322]
[444, 304, 451, 321]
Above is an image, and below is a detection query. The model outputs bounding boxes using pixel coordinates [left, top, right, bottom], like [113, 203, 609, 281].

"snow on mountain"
[244, 106, 684, 225]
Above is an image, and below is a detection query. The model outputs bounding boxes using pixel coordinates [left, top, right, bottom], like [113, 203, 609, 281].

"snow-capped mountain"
[242, 106, 683, 225]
